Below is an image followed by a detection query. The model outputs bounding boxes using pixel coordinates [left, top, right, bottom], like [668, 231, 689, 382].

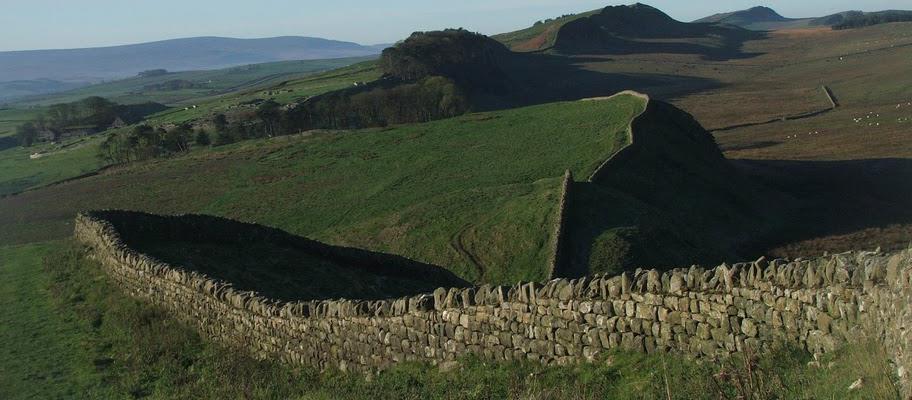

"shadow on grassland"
[95, 210, 468, 302]
[559, 101, 787, 278]
[482, 53, 726, 110]
[734, 157, 912, 256]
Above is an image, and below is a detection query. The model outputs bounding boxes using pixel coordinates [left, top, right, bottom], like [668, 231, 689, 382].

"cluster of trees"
[379, 29, 510, 90]
[15, 96, 166, 147]
[207, 107, 284, 146]
[99, 123, 210, 163]
[15, 122, 40, 147]
[285, 77, 469, 130]
[833, 11, 912, 30]
[98, 101, 283, 163]
[212, 30, 491, 139]
[16, 96, 119, 146]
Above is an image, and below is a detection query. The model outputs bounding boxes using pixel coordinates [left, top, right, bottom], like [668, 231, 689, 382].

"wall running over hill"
[583, 91, 650, 182]
[74, 212, 912, 396]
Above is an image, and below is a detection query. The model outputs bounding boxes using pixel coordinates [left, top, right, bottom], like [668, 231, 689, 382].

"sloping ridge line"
[584, 90, 651, 183]
[549, 91, 648, 279]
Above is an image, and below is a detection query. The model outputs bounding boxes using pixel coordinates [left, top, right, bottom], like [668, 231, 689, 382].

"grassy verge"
[0, 241, 897, 399]
[0, 243, 115, 398]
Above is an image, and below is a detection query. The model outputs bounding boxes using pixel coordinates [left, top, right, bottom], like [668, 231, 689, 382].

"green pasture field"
[0, 95, 644, 284]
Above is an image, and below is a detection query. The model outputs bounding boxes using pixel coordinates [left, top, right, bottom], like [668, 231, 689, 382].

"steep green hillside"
[0, 95, 646, 284]
[566, 100, 783, 277]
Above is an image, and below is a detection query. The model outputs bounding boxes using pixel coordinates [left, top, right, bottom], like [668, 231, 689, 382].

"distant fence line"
[710, 86, 839, 133]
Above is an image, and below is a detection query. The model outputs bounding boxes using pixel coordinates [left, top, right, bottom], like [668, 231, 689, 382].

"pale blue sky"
[1, 0, 907, 51]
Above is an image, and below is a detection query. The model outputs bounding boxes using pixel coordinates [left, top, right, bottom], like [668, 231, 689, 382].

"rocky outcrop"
[75, 211, 912, 395]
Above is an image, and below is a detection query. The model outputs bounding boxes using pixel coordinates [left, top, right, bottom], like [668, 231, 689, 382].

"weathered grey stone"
[741, 318, 758, 338]
[73, 213, 912, 397]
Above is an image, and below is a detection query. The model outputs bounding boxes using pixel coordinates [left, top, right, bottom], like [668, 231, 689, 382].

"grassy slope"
[0, 135, 104, 196]
[0, 243, 116, 398]
[493, 10, 600, 51]
[1, 242, 899, 399]
[0, 95, 644, 284]
[140, 60, 381, 125]
[12, 57, 374, 107]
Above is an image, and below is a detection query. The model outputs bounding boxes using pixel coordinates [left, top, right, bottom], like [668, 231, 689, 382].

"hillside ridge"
[695, 6, 789, 24]
[580, 90, 651, 182]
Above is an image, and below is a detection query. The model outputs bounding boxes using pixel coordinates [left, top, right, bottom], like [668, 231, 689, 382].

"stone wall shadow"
[93, 210, 468, 301]
[476, 53, 727, 110]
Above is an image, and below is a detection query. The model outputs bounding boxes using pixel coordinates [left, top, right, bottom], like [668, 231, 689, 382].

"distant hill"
[494, 3, 757, 59]
[809, 11, 866, 27]
[0, 36, 383, 86]
[550, 4, 758, 59]
[694, 6, 819, 30]
[0, 79, 86, 102]
[826, 10, 912, 30]
[695, 6, 789, 26]
[696, 6, 912, 31]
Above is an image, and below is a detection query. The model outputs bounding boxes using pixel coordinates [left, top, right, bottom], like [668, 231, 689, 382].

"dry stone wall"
[547, 170, 573, 279]
[74, 212, 912, 395]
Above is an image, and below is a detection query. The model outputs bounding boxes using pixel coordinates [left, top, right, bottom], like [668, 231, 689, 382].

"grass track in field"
[0, 242, 116, 399]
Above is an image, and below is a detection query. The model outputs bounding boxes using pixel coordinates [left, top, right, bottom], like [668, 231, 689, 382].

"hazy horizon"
[1, 0, 909, 52]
